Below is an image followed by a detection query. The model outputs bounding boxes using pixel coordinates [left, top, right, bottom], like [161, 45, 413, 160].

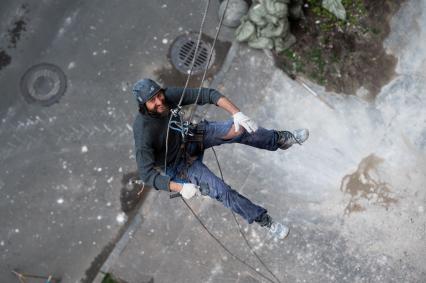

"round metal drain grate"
[170, 33, 215, 75]
[20, 63, 67, 106]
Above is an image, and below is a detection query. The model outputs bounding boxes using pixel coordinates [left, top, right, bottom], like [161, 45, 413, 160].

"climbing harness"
[168, 107, 193, 139]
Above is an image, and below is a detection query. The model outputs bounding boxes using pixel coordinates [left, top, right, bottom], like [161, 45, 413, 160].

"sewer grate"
[169, 33, 215, 75]
[20, 63, 67, 106]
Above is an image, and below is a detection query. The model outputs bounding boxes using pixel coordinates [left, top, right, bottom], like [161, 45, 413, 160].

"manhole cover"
[169, 33, 216, 75]
[20, 63, 67, 106]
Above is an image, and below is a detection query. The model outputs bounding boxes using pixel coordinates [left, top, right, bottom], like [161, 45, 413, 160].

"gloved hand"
[180, 183, 200, 199]
[232, 112, 258, 133]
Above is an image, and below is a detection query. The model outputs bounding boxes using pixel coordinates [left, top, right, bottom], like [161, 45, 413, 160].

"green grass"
[307, 0, 367, 32]
[313, 47, 328, 83]
[101, 273, 119, 283]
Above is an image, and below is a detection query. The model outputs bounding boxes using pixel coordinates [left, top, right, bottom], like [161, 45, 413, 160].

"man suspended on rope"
[132, 78, 309, 240]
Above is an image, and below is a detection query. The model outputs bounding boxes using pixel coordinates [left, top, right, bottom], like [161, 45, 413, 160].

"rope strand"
[161, 1, 281, 282]
[187, 0, 230, 123]
[164, 0, 211, 175]
[212, 147, 282, 283]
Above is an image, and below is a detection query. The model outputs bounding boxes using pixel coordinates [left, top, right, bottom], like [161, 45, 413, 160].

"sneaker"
[255, 213, 290, 240]
[277, 129, 309, 150]
[269, 221, 290, 240]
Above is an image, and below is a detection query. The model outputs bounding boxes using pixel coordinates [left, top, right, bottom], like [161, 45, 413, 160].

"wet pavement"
[0, 0, 227, 282]
[1, 1, 425, 283]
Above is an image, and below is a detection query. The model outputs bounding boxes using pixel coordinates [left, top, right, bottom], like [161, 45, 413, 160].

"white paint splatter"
[210, 263, 223, 276]
[15, 229, 19, 233]
[97, 215, 102, 220]
[68, 62, 76, 69]
[161, 4, 167, 8]
[81, 145, 88, 153]
[162, 38, 168, 44]
[0, 241, 4, 246]
[107, 177, 114, 183]
[64, 16, 72, 25]
[57, 27, 65, 36]
[116, 212, 127, 224]
[57, 198, 64, 204]
[121, 82, 128, 92]
[93, 51, 98, 56]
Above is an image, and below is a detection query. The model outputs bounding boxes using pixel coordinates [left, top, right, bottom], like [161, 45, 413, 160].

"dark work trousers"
[166, 119, 280, 224]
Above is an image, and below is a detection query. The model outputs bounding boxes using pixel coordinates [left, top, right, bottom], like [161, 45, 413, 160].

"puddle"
[82, 172, 150, 282]
[154, 65, 208, 88]
[0, 4, 29, 71]
[8, 19, 27, 49]
[7, 4, 29, 48]
[0, 50, 12, 71]
[340, 154, 398, 215]
[120, 171, 146, 214]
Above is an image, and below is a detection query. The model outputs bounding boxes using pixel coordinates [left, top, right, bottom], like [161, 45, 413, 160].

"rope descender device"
[169, 106, 194, 140]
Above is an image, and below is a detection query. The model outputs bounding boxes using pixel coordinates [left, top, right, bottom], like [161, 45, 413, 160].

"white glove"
[180, 183, 200, 199]
[232, 112, 258, 133]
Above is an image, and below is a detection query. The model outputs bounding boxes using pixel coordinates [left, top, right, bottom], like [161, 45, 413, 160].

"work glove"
[232, 112, 258, 134]
[180, 183, 200, 199]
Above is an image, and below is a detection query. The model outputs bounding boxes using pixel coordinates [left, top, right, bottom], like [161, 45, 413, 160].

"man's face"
[145, 91, 169, 116]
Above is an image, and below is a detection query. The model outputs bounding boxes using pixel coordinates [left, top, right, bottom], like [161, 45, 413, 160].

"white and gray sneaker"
[277, 129, 309, 150]
[269, 221, 290, 240]
[255, 213, 290, 240]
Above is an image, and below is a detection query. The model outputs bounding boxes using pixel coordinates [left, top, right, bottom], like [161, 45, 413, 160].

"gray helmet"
[132, 78, 163, 105]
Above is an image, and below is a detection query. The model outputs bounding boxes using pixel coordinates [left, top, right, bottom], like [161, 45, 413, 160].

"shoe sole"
[279, 228, 290, 240]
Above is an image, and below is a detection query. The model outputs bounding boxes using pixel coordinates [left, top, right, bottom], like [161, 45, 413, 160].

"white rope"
[187, 0, 230, 123]
[164, 0, 211, 175]
[161, 1, 282, 282]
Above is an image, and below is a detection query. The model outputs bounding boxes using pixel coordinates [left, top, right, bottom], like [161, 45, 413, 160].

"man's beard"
[148, 102, 170, 117]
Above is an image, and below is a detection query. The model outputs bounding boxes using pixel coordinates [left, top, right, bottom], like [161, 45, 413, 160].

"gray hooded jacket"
[132, 87, 223, 191]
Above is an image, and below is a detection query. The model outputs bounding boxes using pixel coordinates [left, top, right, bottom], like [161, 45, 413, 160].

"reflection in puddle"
[340, 154, 398, 215]
[120, 171, 145, 214]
